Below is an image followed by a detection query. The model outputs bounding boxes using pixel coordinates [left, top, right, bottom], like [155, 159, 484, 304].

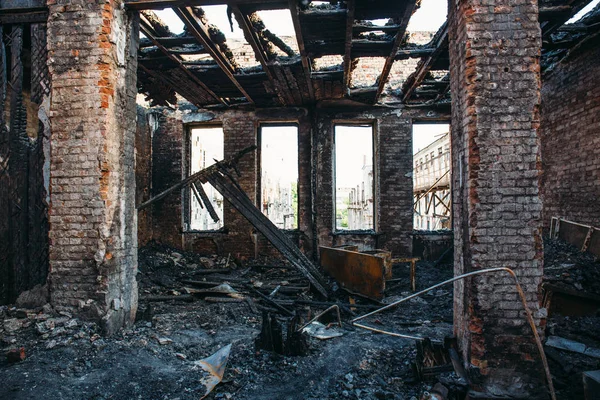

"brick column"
[47, 0, 139, 334]
[448, 0, 545, 395]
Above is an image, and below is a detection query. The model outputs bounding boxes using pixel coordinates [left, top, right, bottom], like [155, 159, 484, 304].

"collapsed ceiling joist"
[127, 0, 600, 108]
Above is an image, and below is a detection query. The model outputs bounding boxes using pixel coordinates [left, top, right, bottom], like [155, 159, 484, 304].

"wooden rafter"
[374, 0, 418, 102]
[540, 0, 590, 39]
[288, 0, 315, 103]
[230, 4, 290, 105]
[126, 0, 287, 11]
[173, 6, 255, 104]
[139, 15, 225, 105]
[342, 0, 355, 93]
[401, 22, 448, 103]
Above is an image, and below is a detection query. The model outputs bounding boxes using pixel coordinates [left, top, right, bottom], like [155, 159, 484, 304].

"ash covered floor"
[0, 239, 599, 399]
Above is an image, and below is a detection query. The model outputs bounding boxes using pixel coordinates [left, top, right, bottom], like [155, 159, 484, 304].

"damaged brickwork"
[47, 0, 139, 334]
[448, 0, 546, 395]
[139, 105, 449, 262]
[540, 35, 600, 232]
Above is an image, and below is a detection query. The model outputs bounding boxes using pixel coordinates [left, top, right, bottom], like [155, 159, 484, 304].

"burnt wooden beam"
[138, 146, 256, 210]
[540, 0, 591, 39]
[343, 0, 355, 92]
[8, 25, 29, 302]
[288, 0, 315, 103]
[374, 0, 418, 103]
[353, 23, 402, 34]
[139, 17, 225, 105]
[230, 5, 290, 105]
[174, 6, 255, 104]
[126, 0, 287, 11]
[401, 22, 448, 103]
[140, 36, 200, 48]
[0, 7, 47, 24]
[191, 181, 220, 222]
[0, 24, 9, 304]
[395, 47, 435, 60]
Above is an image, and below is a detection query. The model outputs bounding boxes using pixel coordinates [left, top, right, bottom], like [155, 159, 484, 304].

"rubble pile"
[1, 242, 457, 399]
[544, 238, 600, 294]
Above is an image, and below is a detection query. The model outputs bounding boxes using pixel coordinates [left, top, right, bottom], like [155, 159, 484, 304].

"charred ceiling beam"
[139, 14, 225, 105]
[174, 6, 255, 104]
[231, 4, 290, 105]
[140, 35, 200, 48]
[353, 23, 402, 34]
[374, 0, 418, 103]
[540, 0, 591, 39]
[126, 0, 287, 10]
[288, 0, 315, 103]
[0, 7, 47, 24]
[401, 22, 448, 104]
[395, 47, 435, 60]
[342, 0, 355, 93]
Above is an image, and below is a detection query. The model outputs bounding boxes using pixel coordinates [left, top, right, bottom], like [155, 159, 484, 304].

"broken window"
[189, 126, 224, 231]
[413, 123, 451, 230]
[334, 124, 374, 231]
[260, 124, 298, 230]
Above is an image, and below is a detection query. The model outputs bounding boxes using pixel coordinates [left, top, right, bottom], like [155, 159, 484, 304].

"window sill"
[183, 228, 228, 236]
[332, 229, 379, 236]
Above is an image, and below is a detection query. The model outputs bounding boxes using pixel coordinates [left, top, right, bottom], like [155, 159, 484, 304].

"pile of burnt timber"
[137, 146, 329, 298]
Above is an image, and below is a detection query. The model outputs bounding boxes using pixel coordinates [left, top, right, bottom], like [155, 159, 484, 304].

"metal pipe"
[351, 267, 556, 400]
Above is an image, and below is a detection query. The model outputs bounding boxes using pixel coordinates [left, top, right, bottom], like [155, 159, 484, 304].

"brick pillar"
[47, 0, 139, 334]
[448, 0, 545, 396]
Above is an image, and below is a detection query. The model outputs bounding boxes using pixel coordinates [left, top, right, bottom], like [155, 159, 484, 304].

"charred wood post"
[0, 25, 9, 303]
[255, 311, 284, 354]
[8, 25, 29, 302]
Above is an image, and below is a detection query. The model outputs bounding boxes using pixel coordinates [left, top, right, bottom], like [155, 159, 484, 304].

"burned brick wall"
[0, 24, 51, 305]
[47, 2, 139, 334]
[144, 105, 448, 261]
[151, 109, 184, 249]
[148, 107, 314, 260]
[540, 40, 600, 231]
[136, 105, 153, 247]
[313, 108, 434, 257]
[448, 0, 545, 395]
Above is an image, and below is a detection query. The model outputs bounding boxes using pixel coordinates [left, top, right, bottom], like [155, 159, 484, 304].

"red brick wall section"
[448, 0, 545, 394]
[144, 106, 449, 261]
[47, 0, 139, 334]
[540, 41, 600, 231]
[313, 108, 443, 257]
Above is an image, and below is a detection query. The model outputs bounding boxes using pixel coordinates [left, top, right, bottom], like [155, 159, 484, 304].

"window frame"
[257, 121, 300, 232]
[332, 121, 378, 234]
[183, 123, 227, 234]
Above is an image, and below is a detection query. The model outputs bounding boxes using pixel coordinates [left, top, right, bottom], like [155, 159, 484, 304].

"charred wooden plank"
[230, 5, 287, 105]
[126, 0, 287, 11]
[395, 47, 435, 60]
[0, 8, 47, 24]
[8, 25, 29, 302]
[343, 0, 355, 92]
[0, 25, 10, 304]
[207, 172, 329, 298]
[174, 6, 254, 104]
[374, 0, 418, 102]
[401, 22, 448, 103]
[139, 16, 224, 105]
[191, 181, 220, 222]
[288, 0, 314, 103]
[137, 145, 256, 210]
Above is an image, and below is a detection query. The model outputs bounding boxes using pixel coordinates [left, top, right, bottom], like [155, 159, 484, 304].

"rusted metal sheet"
[542, 282, 600, 317]
[363, 249, 392, 279]
[319, 246, 386, 301]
